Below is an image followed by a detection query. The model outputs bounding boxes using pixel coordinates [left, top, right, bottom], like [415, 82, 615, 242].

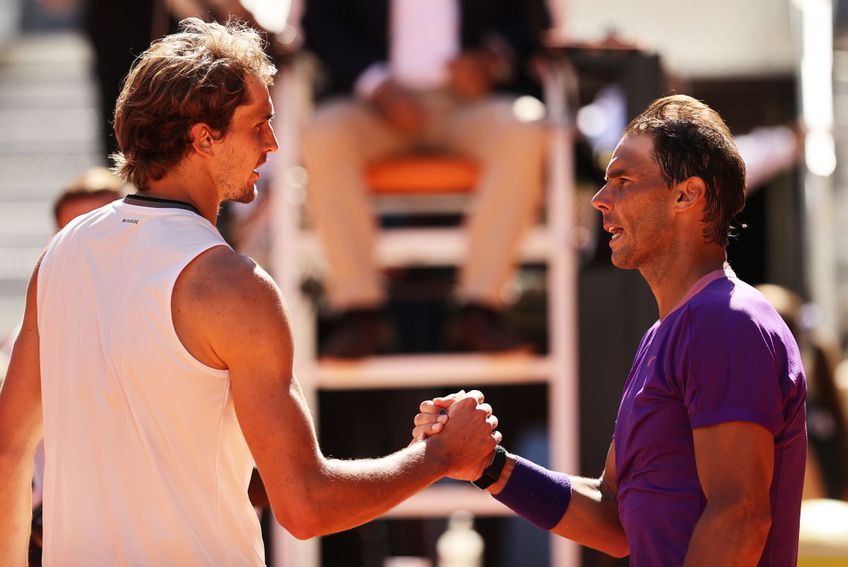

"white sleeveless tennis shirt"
[36, 199, 264, 566]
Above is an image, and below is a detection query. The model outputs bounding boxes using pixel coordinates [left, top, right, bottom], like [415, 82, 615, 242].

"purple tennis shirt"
[613, 267, 806, 566]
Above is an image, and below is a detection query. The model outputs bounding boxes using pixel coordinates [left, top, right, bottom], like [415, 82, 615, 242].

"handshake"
[408, 390, 573, 536]
[408, 390, 503, 484]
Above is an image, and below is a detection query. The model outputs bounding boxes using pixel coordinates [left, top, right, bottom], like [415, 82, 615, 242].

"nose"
[591, 184, 611, 213]
[265, 122, 280, 153]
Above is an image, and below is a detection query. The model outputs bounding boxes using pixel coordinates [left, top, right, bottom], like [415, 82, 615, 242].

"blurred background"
[1, 0, 847, 566]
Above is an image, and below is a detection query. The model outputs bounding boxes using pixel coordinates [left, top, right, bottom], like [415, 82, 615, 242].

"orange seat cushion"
[365, 155, 480, 195]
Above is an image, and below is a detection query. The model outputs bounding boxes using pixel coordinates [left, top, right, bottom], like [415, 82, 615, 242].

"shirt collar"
[663, 263, 736, 320]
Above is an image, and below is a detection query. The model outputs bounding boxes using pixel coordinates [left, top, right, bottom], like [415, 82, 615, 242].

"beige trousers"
[300, 91, 545, 310]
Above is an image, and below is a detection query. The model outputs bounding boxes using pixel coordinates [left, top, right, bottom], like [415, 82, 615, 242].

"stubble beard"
[220, 179, 257, 204]
[610, 248, 640, 271]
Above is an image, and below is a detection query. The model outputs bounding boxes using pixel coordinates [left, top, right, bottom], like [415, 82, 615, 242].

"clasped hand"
[410, 390, 501, 481]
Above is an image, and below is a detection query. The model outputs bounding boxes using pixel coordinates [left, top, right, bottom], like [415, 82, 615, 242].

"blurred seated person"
[757, 284, 848, 502]
[53, 167, 130, 228]
[300, 0, 550, 358]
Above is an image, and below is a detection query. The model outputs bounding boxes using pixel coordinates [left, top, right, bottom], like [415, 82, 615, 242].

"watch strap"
[472, 445, 507, 490]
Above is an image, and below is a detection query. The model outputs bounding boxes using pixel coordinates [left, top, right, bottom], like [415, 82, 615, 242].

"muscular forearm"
[551, 475, 629, 557]
[321, 443, 446, 531]
[683, 502, 771, 566]
[0, 453, 35, 567]
[277, 441, 448, 539]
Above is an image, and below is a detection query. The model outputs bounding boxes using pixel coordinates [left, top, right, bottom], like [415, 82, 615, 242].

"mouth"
[604, 223, 624, 241]
[252, 156, 267, 178]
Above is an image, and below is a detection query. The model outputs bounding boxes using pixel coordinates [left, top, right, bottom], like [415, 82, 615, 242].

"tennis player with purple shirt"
[415, 94, 807, 566]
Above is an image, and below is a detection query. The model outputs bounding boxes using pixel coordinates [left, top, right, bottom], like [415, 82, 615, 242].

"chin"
[226, 185, 258, 204]
[610, 251, 639, 271]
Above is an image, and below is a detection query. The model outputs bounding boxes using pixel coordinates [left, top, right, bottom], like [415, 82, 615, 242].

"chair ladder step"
[383, 483, 512, 518]
[313, 353, 553, 390]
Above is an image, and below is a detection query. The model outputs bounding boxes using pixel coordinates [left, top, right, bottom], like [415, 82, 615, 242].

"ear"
[188, 123, 218, 157]
[673, 177, 707, 213]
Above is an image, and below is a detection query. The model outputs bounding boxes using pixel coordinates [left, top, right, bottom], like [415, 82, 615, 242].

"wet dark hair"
[625, 94, 746, 247]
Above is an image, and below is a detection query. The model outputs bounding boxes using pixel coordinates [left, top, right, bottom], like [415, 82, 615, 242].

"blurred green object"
[798, 499, 848, 566]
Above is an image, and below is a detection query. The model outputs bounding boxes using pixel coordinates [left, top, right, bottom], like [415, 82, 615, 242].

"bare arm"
[548, 442, 628, 557]
[178, 249, 499, 539]
[414, 400, 628, 557]
[0, 263, 43, 566]
[683, 422, 773, 566]
[485, 443, 628, 558]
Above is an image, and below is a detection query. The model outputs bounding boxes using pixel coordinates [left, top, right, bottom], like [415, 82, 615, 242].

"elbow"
[263, 463, 333, 540]
[572, 524, 629, 558]
[269, 492, 328, 540]
[272, 506, 324, 540]
[282, 519, 322, 541]
[592, 520, 630, 558]
[605, 535, 630, 559]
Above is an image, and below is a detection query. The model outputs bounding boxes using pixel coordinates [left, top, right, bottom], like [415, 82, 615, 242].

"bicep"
[692, 421, 773, 506]
[202, 263, 323, 505]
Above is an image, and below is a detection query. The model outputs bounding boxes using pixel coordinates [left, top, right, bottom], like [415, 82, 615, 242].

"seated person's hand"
[369, 80, 428, 134]
[447, 49, 503, 100]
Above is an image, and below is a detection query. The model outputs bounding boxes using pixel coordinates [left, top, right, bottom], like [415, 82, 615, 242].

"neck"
[144, 168, 220, 225]
[641, 244, 726, 320]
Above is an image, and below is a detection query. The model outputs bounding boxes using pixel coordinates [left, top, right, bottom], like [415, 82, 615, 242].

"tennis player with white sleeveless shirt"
[0, 19, 501, 565]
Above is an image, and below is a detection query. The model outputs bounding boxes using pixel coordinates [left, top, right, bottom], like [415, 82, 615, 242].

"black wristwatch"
[472, 445, 507, 490]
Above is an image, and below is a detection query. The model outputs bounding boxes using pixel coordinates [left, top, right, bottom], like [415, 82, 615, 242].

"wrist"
[487, 453, 516, 494]
[471, 445, 507, 489]
[491, 456, 573, 531]
[422, 436, 453, 478]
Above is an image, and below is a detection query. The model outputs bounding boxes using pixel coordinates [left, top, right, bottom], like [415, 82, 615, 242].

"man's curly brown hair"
[111, 18, 276, 190]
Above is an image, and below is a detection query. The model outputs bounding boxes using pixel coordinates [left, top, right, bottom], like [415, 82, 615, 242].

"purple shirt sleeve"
[673, 303, 785, 435]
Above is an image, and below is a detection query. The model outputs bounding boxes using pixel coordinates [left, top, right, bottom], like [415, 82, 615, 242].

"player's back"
[36, 198, 264, 566]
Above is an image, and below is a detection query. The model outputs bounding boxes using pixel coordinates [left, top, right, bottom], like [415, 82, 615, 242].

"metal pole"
[542, 53, 581, 567]
[268, 60, 321, 567]
[794, 0, 838, 340]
